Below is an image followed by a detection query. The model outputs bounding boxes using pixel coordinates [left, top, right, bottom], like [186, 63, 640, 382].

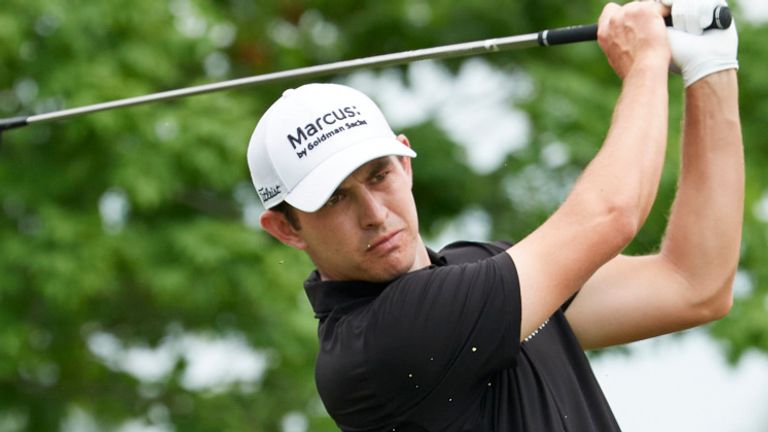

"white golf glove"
[663, 0, 722, 34]
[663, 0, 739, 87]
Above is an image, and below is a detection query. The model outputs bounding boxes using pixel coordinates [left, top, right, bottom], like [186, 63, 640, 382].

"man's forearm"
[661, 70, 743, 306]
[568, 59, 669, 235]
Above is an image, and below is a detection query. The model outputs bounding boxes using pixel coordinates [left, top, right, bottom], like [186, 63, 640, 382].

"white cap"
[247, 83, 416, 212]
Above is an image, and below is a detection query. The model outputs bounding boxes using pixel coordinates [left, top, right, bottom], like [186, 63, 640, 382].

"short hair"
[272, 201, 301, 230]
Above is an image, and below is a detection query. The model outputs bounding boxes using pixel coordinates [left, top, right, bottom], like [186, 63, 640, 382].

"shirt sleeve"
[364, 251, 521, 415]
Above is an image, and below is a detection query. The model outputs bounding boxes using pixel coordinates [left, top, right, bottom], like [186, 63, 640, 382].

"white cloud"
[344, 58, 531, 174]
[178, 333, 269, 393]
[86, 328, 269, 394]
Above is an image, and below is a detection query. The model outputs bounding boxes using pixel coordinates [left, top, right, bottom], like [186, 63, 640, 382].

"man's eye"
[372, 170, 390, 183]
[326, 193, 343, 207]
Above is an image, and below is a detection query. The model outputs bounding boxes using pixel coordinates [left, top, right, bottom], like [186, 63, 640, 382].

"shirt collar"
[304, 248, 445, 319]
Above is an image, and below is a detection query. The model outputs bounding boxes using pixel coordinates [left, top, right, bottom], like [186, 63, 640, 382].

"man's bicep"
[565, 254, 706, 350]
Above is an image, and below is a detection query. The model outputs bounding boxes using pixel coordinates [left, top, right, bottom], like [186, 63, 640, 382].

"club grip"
[664, 5, 732, 30]
[538, 24, 598, 46]
[539, 6, 732, 47]
[0, 116, 29, 132]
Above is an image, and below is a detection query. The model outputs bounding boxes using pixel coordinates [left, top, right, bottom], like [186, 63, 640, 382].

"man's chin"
[365, 257, 414, 282]
[369, 243, 430, 281]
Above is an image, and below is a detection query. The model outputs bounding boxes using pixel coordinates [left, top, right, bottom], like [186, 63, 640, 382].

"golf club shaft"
[0, 6, 731, 132]
[0, 31, 548, 132]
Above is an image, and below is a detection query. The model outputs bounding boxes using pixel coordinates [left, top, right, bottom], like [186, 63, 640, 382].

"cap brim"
[284, 138, 416, 213]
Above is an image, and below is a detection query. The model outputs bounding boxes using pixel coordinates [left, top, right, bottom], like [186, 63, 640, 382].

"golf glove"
[662, 0, 738, 87]
[662, 0, 722, 34]
[668, 22, 738, 87]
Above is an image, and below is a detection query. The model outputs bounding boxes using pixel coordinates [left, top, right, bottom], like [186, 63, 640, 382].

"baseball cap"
[247, 83, 416, 212]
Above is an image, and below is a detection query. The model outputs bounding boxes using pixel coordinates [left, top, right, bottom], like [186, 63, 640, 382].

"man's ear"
[396, 134, 413, 179]
[260, 210, 307, 250]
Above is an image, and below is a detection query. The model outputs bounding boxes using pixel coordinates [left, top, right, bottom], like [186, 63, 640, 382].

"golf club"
[0, 5, 731, 135]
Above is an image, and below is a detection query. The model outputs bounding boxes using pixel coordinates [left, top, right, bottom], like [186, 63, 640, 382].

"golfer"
[247, 0, 742, 430]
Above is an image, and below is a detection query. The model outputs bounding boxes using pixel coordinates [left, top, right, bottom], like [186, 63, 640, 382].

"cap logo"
[258, 185, 282, 203]
[286, 105, 368, 159]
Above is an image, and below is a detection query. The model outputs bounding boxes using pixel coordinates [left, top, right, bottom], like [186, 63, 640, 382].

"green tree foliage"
[0, 0, 766, 430]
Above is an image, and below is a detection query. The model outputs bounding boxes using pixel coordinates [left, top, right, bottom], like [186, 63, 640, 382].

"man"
[247, 0, 742, 430]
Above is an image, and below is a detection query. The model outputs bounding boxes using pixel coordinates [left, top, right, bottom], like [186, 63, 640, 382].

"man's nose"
[357, 188, 387, 229]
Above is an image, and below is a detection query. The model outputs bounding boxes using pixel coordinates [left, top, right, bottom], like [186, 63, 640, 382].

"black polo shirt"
[304, 241, 619, 432]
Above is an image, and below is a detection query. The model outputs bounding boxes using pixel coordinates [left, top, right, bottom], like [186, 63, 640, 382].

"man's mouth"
[366, 229, 403, 253]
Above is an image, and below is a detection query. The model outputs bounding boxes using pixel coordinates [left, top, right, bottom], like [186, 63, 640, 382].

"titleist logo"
[258, 185, 281, 202]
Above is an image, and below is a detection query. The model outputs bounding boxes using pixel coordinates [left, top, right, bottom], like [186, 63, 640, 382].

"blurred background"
[1, 0, 766, 430]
